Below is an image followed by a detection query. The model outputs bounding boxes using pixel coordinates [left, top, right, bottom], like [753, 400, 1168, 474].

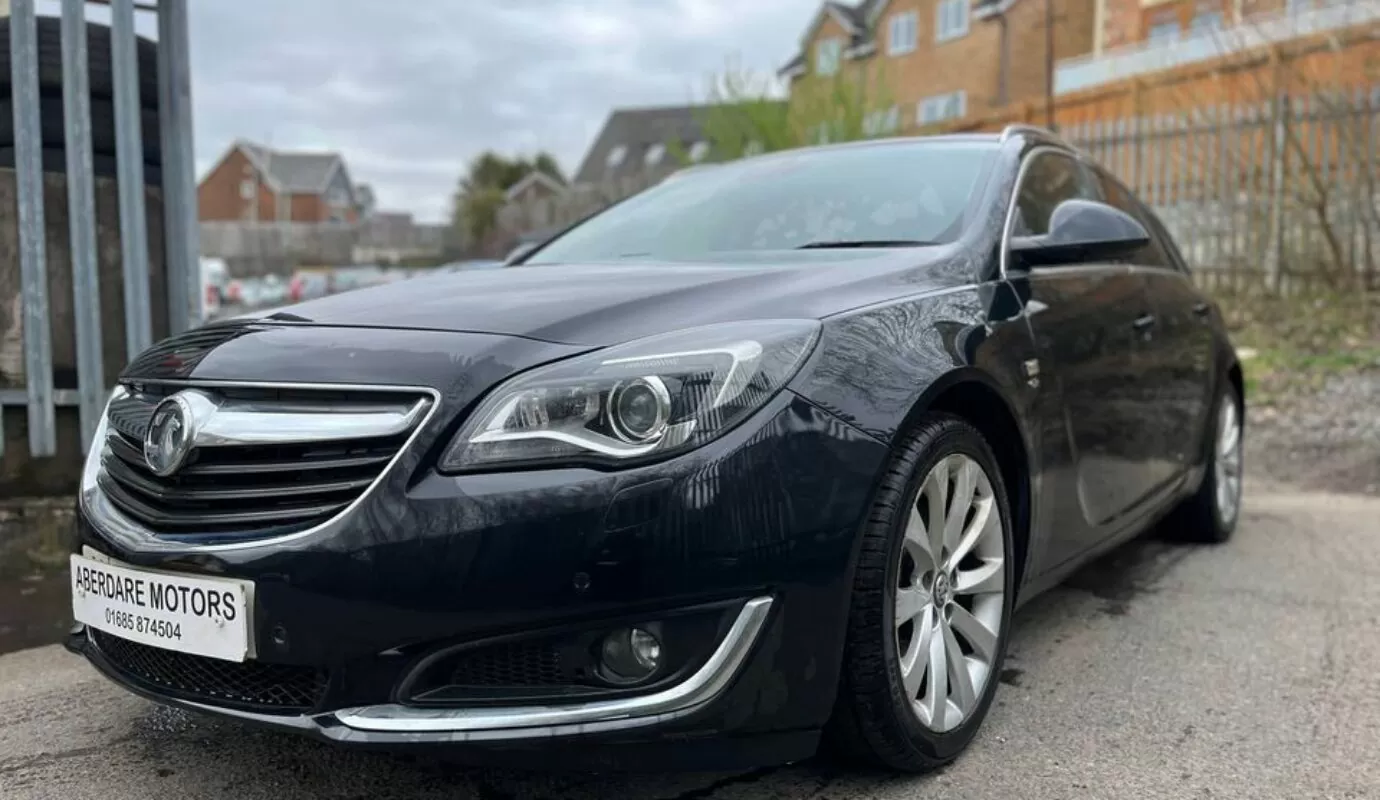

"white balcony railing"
[1055, 0, 1380, 95]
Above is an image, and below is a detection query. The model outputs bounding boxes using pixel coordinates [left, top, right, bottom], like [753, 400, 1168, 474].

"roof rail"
[999, 124, 1055, 142]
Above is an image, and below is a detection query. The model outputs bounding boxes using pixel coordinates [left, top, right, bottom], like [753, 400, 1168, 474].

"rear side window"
[1094, 171, 1179, 271]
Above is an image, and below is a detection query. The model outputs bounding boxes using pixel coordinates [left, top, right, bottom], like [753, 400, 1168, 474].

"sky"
[176, 0, 816, 224]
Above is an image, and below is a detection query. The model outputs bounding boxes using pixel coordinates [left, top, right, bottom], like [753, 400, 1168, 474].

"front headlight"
[440, 319, 821, 472]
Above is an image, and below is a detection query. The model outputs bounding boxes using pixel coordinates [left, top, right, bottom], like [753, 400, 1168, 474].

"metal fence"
[0, 0, 198, 466]
[1064, 86, 1380, 292]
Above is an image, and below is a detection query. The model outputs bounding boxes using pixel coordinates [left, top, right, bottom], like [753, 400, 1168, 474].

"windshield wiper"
[795, 239, 933, 250]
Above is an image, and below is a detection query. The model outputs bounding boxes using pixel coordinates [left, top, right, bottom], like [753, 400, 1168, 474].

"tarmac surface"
[2, 482, 1377, 799]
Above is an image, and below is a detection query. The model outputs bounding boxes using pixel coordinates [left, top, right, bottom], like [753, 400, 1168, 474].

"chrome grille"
[96, 383, 430, 540]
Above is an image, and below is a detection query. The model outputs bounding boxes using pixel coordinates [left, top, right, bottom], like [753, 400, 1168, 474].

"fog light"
[599, 626, 662, 683]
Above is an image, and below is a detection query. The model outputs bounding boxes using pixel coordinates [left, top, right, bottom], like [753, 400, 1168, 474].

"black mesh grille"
[99, 384, 425, 540]
[448, 640, 570, 687]
[92, 629, 327, 712]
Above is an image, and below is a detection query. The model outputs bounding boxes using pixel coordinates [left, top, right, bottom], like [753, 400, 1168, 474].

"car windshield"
[524, 140, 997, 265]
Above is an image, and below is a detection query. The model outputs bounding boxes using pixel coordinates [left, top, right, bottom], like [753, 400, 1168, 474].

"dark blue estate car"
[68, 126, 1242, 773]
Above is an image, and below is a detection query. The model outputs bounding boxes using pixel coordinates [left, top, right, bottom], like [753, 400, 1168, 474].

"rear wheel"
[826, 415, 1014, 772]
[1164, 381, 1242, 543]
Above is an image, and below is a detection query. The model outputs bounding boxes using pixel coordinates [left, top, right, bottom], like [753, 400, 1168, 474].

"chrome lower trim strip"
[332, 596, 774, 735]
[80, 379, 442, 553]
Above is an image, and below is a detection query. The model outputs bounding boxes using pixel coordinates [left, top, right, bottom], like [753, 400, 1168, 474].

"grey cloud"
[187, 0, 812, 222]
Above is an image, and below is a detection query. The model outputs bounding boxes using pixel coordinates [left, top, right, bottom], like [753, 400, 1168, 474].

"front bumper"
[72, 388, 890, 766]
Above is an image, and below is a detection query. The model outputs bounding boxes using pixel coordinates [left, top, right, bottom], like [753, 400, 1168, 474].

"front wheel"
[826, 415, 1014, 772]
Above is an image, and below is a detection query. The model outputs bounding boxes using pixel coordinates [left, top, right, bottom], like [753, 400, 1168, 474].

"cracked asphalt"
[2, 482, 1378, 799]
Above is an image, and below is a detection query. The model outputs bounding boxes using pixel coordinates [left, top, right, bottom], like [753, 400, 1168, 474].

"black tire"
[1162, 381, 1243, 544]
[0, 147, 161, 185]
[0, 95, 161, 165]
[825, 414, 1015, 772]
[0, 17, 160, 103]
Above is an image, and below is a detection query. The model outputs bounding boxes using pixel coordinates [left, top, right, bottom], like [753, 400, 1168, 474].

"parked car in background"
[289, 271, 330, 304]
[67, 128, 1242, 774]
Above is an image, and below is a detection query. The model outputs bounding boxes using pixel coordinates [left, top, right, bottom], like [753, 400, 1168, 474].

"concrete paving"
[2, 483, 1378, 799]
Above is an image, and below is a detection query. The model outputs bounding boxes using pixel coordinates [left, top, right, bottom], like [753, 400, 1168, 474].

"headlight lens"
[440, 319, 820, 472]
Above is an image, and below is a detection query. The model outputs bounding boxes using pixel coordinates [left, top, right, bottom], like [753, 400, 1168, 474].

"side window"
[1010, 151, 1101, 238]
[1095, 171, 1178, 271]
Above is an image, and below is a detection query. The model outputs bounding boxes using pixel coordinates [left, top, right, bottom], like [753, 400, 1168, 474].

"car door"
[1007, 150, 1162, 569]
[1096, 171, 1216, 487]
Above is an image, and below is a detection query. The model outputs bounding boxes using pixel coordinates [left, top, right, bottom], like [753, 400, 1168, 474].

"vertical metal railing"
[7, 0, 55, 458]
[1, 0, 199, 462]
[61, 0, 103, 455]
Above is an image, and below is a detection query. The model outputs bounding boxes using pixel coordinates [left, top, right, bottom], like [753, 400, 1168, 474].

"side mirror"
[505, 242, 538, 265]
[1009, 198, 1150, 268]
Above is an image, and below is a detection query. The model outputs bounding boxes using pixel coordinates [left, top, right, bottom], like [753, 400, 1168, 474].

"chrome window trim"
[331, 596, 774, 736]
[81, 378, 442, 554]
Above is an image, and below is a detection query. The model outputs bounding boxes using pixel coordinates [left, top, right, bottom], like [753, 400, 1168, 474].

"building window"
[888, 11, 918, 55]
[815, 37, 843, 76]
[1189, 2, 1223, 33]
[689, 141, 711, 162]
[917, 91, 967, 125]
[935, 0, 969, 43]
[239, 178, 255, 200]
[606, 144, 627, 168]
[864, 105, 902, 136]
[1146, 9, 1180, 43]
[644, 143, 666, 167]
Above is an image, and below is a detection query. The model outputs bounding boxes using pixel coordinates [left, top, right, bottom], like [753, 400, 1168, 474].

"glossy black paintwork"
[75, 131, 1241, 767]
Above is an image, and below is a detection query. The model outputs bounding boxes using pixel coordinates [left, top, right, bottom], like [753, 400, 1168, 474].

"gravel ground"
[2, 484, 1379, 799]
[1247, 368, 1380, 495]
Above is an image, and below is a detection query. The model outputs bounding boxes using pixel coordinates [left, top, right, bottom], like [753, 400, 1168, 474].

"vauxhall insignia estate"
[69, 128, 1244, 772]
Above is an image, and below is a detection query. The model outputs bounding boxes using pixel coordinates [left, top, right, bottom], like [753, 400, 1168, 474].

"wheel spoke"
[923, 459, 951, 561]
[948, 603, 999, 664]
[947, 495, 994, 570]
[895, 587, 928, 628]
[942, 621, 976, 715]
[1219, 412, 1240, 457]
[943, 458, 977, 555]
[904, 506, 938, 573]
[921, 618, 948, 729]
[954, 558, 1004, 595]
[900, 606, 934, 699]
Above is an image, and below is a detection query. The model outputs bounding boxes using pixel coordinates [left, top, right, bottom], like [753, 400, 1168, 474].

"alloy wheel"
[1215, 400, 1243, 525]
[894, 454, 1005, 734]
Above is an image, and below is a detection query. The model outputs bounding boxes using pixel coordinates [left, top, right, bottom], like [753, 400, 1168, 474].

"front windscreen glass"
[524, 140, 997, 265]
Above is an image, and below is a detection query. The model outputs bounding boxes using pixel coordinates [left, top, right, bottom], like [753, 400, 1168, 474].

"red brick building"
[197, 139, 363, 224]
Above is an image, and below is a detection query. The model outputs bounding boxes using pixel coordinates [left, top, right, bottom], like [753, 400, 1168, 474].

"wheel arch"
[898, 369, 1035, 601]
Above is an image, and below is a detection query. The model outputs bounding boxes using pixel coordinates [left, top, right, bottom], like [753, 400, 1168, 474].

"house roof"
[503, 170, 567, 202]
[572, 104, 711, 186]
[236, 139, 349, 195]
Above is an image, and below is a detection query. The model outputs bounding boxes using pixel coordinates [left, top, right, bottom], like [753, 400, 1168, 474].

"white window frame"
[887, 11, 918, 55]
[606, 144, 627, 168]
[689, 141, 711, 162]
[815, 37, 843, 76]
[644, 143, 666, 167]
[864, 105, 902, 136]
[917, 91, 967, 125]
[935, 0, 969, 43]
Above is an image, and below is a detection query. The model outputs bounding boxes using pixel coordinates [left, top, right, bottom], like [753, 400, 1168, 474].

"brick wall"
[1100, 0, 1289, 52]
[197, 147, 281, 222]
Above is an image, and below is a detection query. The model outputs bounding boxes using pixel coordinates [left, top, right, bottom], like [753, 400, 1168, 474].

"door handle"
[1192, 302, 1212, 318]
[1132, 314, 1158, 332]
